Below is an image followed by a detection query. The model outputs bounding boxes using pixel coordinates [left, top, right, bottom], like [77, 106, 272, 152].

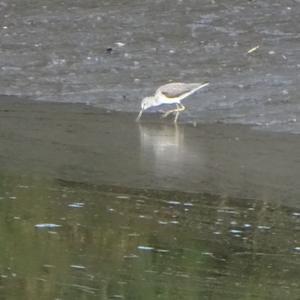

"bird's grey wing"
[157, 83, 201, 98]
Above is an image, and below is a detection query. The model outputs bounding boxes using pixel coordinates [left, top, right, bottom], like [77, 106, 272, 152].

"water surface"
[1, 174, 300, 299]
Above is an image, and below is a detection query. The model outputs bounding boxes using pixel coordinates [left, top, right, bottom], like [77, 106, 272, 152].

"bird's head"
[141, 96, 155, 111]
[136, 96, 155, 122]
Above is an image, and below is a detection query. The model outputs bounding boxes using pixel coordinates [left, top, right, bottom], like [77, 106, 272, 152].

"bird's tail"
[195, 82, 210, 91]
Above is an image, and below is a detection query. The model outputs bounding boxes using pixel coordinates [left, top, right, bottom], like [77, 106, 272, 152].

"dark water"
[1, 0, 300, 133]
[0, 174, 300, 300]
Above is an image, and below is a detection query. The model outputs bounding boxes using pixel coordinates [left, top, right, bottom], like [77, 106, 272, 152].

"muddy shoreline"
[0, 96, 299, 208]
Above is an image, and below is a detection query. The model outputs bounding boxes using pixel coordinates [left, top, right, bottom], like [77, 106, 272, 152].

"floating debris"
[201, 252, 226, 261]
[128, 232, 140, 237]
[137, 245, 154, 251]
[138, 215, 152, 219]
[48, 231, 58, 235]
[230, 229, 243, 234]
[70, 265, 86, 270]
[166, 200, 181, 205]
[112, 295, 124, 299]
[217, 209, 239, 214]
[17, 185, 29, 189]
[243, 223, 252, 228]
[70, 283, 98, 294]
[170, 220, 179, 224]
[68, 202, 85, 208]
[116, 195, 130, 199]
[115, 42, 125, 47]
[123, 254, 139, 259]
[35, 223, 62, 228]
[257, 225, 271, 230]
[175, 272, 190, 278]
[156, 249, 170, 253]
[247, 45, 259, 54]
[137, 246, 169, 253]
[43, 264, 55, 269]
[158, 220, 168, 225]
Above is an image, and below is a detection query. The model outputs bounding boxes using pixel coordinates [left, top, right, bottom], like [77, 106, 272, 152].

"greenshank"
[136, 82, 209, 123]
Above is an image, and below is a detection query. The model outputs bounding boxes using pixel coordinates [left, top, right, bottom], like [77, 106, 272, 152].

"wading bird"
[136, 82, 209, 123]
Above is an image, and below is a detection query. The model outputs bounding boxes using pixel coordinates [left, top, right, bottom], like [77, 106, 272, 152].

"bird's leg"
[174, 105, 180, 123]
[174, 103, 185, 123]
[162, 109, 176, 118]
[135, 109, 144, 122]
[162, 103, 185, 119]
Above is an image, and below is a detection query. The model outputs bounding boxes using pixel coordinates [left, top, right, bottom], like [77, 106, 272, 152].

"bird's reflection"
[139, 122, 183, 151]
[138, 123, 192, 178]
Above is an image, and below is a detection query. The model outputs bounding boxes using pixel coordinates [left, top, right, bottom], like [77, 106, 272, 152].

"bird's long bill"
[135, 109, 144, 122]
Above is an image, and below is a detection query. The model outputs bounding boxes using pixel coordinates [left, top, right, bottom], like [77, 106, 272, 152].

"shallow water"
[1, 0, 300, 133]
[0, 174, 299, 299]
[1, 99, 300, 208]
